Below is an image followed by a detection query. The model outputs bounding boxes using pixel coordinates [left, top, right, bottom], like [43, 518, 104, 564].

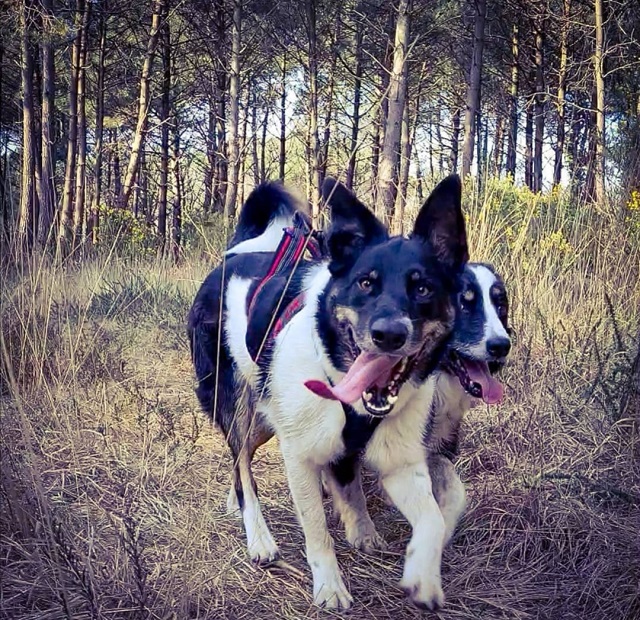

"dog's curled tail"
[226, 181, 310, 256]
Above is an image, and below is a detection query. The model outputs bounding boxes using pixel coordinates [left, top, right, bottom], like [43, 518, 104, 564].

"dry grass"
[2, 186, 640, 619]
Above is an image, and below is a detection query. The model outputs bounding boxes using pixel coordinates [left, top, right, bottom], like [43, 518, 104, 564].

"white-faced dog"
[421, 263, 512, 545]
[188, 176, 470, 610]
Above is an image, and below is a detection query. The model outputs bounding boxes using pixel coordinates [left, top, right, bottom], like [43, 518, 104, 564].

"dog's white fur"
[225, 214, 293, 256]
[225, 277, 259, 383]
[225, 261, 447, 609]
[461, 265, 510, 358]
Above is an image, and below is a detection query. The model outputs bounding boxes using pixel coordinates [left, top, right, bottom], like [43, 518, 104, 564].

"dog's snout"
[486, 337, 511, 358]
[371, 318, 408, 352]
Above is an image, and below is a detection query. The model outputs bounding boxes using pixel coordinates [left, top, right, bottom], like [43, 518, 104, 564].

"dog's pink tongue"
[464, 360, 504, 404]
[305, 352, 399, 404]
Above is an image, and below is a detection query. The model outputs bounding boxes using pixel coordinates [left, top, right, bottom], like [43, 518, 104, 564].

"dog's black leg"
[325, 458, 386, 553]
[427, 454, 466, 547]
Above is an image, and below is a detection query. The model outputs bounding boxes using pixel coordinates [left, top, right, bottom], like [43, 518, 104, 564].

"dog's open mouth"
[443, 350, 504, 404]
[305, 352, 412, 417]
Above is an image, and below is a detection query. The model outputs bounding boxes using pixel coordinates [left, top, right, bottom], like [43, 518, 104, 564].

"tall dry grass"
[1, 182, 639, 619]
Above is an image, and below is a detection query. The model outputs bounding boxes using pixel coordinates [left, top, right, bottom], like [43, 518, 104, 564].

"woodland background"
[1, 0, 640, 619]
[1, 0, 639, 254]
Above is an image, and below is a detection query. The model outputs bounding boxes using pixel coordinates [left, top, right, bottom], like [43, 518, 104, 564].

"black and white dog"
[189, 176, 473, 610]
[418, 262, 511, 546]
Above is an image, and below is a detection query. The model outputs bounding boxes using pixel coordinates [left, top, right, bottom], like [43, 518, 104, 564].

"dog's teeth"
[387, 394, 398, 405]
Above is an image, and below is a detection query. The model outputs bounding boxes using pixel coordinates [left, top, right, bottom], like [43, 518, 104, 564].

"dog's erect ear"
[412, 174, 469, 272]
[322, 178, 388, 275]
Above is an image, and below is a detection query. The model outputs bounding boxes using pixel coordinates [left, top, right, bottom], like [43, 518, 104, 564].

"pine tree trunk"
[0, 43, 7, 236]
[461, 0, 487, 178]
[593, 0, 605, 204]
[138, 146, 148, 220]
[377, 0, 411, 224]
[378, 8, 394, 161]
[307, 0, 321, 225]
[482, 111, 489, 180]
[553, 0, 570, 187]
[493, 114, 504, 176]
[239, 87, 249, 203]
[73, 0, 91, 244]
[345, 11, 363, 190]
[157, 8, 170, 258]
[58, 0, 83, 253]
[105, 134, 112, 199]
[525, 100, 534, 190]
[533, 21, 545, 193]
[416, 155, 424, 203]
[223, 0, 242, 221]
[506, 23, 519, 178]
[566, 105, 578, 190]
[450, 107, 461, 173]
[436, 105, 445, 175]
[212, 0, 227, 213]
[171, 110, 182, 264]
[39, 0, 56, 245]
[476, 112, 483, 181]
[121, 0, 164, 209]
[394, 61, 424, 234]
[251, 84, 259, 187]
[113, 127, 121, 199]
[279, 54, 286, 181]
[203, 103, 215, 213]
[394, 99, 411, 234]
[90, 9, 107, 245]
[214, 76, 227, 213]
[19, 0, 39, 251]
[371, 108, 381, 203]
[260, 99, 269, 183]
[427, 116, 434, 178]
[320, 9, 341, 181]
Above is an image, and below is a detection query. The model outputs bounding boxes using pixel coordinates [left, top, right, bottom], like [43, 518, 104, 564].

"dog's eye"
[415, 283, 431, 298]
[461, 289, 475, 307]
[359, 277, 373, 292]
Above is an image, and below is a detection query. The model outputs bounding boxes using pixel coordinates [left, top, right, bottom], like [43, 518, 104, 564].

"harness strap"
[270, 292, 306, 341]
[246, 213, 322, 361]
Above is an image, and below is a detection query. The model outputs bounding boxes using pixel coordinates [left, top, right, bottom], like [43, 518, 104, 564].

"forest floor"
[2, 196, 640, 619]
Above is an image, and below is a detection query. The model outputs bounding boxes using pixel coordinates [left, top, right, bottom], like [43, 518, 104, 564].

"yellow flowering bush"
[625, 189, 640, 241]
[540, 230, 573, 256]
[98, 204, 156, 256]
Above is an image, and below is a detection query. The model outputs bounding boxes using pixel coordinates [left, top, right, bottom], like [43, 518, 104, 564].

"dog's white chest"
[365, 380, 435, 473]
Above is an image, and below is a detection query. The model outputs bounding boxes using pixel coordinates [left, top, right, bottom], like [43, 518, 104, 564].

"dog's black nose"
[371, 319, 408, 352]
[486, 337, 511, 358]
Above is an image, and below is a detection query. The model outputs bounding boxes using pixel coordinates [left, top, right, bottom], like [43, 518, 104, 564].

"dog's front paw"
[247, 529, 280, 565]
[311, 564, 353, 609]
[346, 520, 387, 553]
[400, 555, 444, 610]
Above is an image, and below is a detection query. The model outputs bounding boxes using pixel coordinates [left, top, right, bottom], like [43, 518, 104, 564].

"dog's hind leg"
[428, 454, 466, 547]
[226, 410, 274, 517]
[324, 457, 386, 553]
[227, 395, 279, 564]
